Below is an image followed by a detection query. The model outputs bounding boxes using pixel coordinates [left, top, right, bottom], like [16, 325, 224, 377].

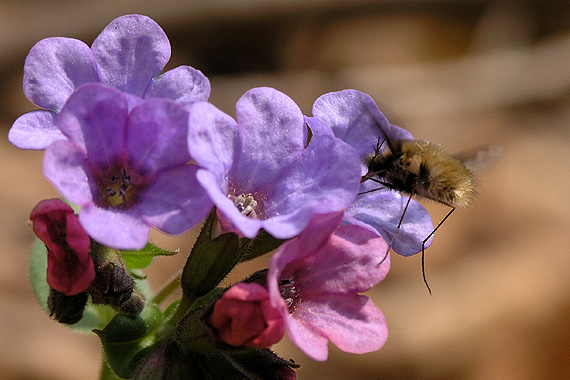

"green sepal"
[100, 362, 124, 380]
[239, 229, 287, 263]
[175, 305, 217, 353]
[186, 348, 299, 380]
[29, 239, 50, 311]
[174, 286, 225, 350]
[94, 303, 162, 379]
[163, 299, 180, 321]
[180, 209, 244, 302]
[120, 242, 178, 270]
[68, 304, 116, 333]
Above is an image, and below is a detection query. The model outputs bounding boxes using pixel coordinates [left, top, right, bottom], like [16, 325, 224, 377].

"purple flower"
[187, 87, 361, 239]
[9, 14, 210, 150]
[43, 83, 212, 249]
[310, 90, 434, 256]
[267, 212, 389, 361]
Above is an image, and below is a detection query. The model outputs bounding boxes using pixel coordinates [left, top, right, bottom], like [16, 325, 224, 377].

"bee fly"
[362, 126, 501, 294]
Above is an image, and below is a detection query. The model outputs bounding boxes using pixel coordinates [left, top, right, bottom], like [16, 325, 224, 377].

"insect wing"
[453, 145, 503, 172]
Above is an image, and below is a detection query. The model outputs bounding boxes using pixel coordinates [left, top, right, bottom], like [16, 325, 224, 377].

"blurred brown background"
[1, 1, 569, 379]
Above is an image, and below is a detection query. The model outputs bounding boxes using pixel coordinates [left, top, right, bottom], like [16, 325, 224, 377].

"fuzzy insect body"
[365, 139, 476, 208]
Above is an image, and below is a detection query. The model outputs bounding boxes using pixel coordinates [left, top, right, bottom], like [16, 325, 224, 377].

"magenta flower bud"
[208, 282, 285, 348]
[30, 198, 95, 295]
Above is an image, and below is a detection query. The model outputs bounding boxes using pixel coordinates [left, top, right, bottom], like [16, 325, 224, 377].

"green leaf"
[121, 243, 178, 270]
[95, 303, 163, 379]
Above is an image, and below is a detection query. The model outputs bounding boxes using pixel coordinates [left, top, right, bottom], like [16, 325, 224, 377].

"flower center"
[227, 184, 268, 219]
[94, 163, 145, 209]
[233, 194, 258, 217]
[279, 276, 298, 309]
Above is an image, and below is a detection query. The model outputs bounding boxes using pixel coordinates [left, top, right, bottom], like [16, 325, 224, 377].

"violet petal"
[312, 90, 412, 161]
[9, 111, 63, 150]
[233, 87, 307, 188]
[345, 181, 434, 256]
[187, 101, 241, 178]
[195, 169, 261, 238]
[92, 14, 170, 97]
[23, 37, 99, 112]
[79, 204, 149, 250]
[43, 140, 95, 206]
[138, 165, 212, 234]
[127, 99, 190, 174]
[264, 135, 360, 218]
[145, 66, 211, 107]
[57, 84, 128, 169]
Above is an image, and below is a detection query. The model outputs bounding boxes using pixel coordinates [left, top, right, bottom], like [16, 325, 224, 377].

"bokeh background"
[1, 1, 569, 379]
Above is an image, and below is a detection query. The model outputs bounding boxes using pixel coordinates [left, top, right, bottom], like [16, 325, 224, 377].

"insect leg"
[358, 177, 393, 194]
[378, 193, 414, 265]
[421, 207, 456, 295]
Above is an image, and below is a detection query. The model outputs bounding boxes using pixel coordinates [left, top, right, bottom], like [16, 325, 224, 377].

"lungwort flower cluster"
[14, 14, 435, 380]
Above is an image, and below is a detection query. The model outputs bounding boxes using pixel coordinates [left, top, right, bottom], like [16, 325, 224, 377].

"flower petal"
[292, 295, 387, 356]
[57, 84, 128, 168]
[312, 90, 412, 160]
[291, 224, 390, 295]
[79, 204, 149, 249]
[304, 116, 334, 138]
[47, 251, 95, 295]
[23, 37, 99, 112]
[43, 140, 95, 206]
[261, 208, 315, 240]
[138, 165, 212, 234]
[283, 313, 330, 361]
[188, 102, 241, 178]
[145, 66, 211, 107]
[209, 283, 284, 349]
[9, 110, 63, 150]
[195, 169, 261, 238]
[127, 99, 190, 174]
[92, 14, 170, 96]
[267, 212, 344, 280]
[233, 87, 307, 188]
[264, 135, 360, 218]
[345, 181, 434, 256]
[64, 211, 92, 258]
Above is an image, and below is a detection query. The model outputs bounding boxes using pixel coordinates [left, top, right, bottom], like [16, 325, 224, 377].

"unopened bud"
[207, 282, 284, 349]
[47, 288, 88, 324]
[131, 346, 167, 380]
[118, 288, 145, 317]
[89, 261, 144, 316]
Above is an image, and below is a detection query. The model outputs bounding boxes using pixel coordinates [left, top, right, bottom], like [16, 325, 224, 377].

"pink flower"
[267, 212, 390, 361]
[208, 282, 285, 348]
[30, 199, 94, 295]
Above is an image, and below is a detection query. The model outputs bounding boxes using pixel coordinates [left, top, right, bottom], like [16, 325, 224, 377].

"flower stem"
[152, 271, 182, 305]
